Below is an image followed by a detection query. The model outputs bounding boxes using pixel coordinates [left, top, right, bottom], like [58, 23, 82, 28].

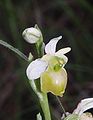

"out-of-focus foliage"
[0, 0, 93, 120]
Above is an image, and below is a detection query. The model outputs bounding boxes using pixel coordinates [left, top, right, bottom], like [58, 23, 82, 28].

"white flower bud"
[22, 27, 42, 44]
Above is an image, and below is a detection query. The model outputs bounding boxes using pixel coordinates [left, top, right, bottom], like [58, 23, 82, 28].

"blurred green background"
[0, 0, 93, 120]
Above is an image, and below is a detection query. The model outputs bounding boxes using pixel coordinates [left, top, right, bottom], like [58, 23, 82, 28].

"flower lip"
[41, 67, 67, 96]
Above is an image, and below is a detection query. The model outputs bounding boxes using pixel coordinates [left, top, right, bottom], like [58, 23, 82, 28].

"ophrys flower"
[64, 98, 93, 120]
[26, 36, 71, 96]
[73, 98, 93, 120]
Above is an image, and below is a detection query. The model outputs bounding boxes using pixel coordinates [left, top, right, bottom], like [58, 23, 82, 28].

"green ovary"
[41, 68, 67, 96]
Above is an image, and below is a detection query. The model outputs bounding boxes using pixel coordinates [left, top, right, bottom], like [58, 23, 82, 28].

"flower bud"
[22, 27, 42, 44]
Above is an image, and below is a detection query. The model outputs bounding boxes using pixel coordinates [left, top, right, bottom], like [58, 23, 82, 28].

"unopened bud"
[22, 27, 42, 44]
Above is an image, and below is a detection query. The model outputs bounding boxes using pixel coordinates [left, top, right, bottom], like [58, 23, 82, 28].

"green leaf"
[64, 114, 80, 120]
[37, 113, 42, 120]
[0, 40, 28, 61]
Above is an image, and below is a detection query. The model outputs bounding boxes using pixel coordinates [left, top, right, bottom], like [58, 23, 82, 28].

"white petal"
[55, 47, 71, 55]
[26, 59, 48, 80]
[73, 98, 93, 116]
[45, 36, 62, 55]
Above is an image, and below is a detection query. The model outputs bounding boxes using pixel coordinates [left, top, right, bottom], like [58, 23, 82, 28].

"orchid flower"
[64, 98, 93, 120]
[26, 35, 71, 96]
[73, 98, 93, 120]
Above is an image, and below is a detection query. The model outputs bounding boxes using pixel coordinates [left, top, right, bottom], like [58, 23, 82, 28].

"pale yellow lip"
[41, 67, 67, 97]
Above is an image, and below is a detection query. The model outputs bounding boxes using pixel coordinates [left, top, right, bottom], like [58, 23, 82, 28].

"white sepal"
[22, 27, 42, 44]
[73, 98, 93, 116]
[45, 36, 62, 55]
[26, 59, 48, 80]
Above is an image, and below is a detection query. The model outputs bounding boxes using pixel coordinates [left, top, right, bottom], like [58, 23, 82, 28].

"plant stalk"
[29, 75, 51, 120]
[39, 93, 51, 120]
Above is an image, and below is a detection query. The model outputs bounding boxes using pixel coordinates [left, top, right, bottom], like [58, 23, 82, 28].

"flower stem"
[39, 93, 51, 120]
[29, 79, 51, 120]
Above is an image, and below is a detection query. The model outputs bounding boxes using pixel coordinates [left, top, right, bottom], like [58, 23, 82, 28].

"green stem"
[29, 80, 51, 120]
[39, 93, 51, 120]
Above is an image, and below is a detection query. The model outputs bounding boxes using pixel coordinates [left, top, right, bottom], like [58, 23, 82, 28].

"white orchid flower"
[26, 36, 71, 96]
[64, 98, 93, 120]
[22, 27, 42, 44]
[73, 98, 93, 115]
[73, 98, 93, 120]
